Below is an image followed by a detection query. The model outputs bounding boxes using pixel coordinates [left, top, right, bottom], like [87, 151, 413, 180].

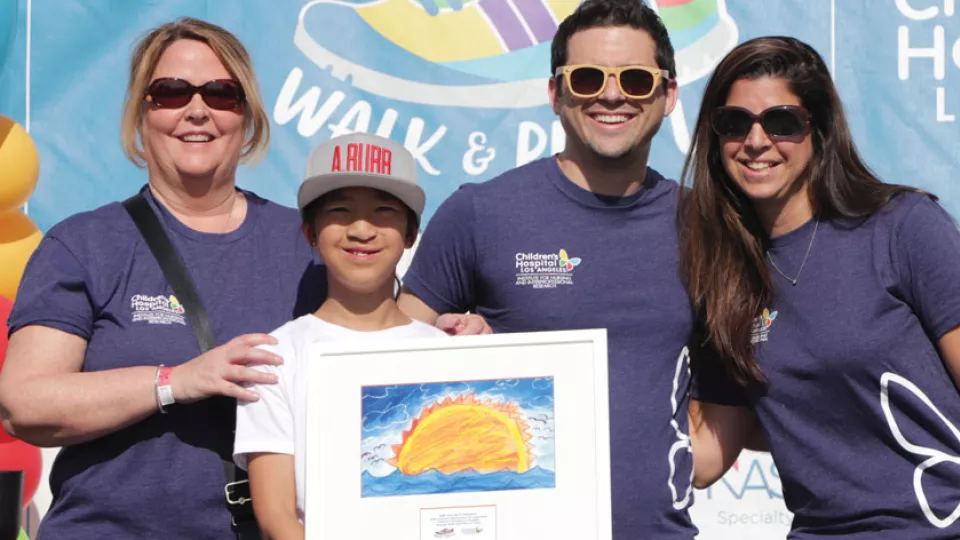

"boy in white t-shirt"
[233, 133, 447, 537]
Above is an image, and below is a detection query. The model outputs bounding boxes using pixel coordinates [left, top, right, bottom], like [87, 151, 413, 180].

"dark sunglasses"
[144, 78, 245, 111]
[711, 105, 811, 139]
[554, 64, 670, 100]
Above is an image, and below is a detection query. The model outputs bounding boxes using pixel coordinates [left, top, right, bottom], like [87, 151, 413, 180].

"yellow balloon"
[0, 116, 40, 214]
[0, 212, 43, 300]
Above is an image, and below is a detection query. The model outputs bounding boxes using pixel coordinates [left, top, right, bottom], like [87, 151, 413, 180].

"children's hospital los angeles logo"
[515, 248, 582, 288]
[275, 0, 739, 195]
[751, 308, 777, 344]
[130, 294, 187, 326]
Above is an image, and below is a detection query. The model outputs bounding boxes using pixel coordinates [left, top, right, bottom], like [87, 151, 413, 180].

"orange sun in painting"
[388, 393, 535, 476]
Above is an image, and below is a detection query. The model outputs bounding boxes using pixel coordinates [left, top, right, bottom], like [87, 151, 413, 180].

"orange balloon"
[0, 116, 40, 214]
[0, 213, 42, 300]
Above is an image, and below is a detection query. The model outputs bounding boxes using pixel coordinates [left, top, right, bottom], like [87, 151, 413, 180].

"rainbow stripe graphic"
[354, 0, 574, 63]
[476, 0, 559, 50]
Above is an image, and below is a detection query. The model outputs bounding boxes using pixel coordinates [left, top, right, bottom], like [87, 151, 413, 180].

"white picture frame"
[304, 329, 611, 539]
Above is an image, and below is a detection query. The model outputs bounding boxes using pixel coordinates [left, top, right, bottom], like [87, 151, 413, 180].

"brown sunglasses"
[144, 78, 245, 111]
[712, 105, 811, 140]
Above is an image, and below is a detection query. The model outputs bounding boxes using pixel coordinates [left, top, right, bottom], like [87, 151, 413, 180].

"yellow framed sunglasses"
[554, 64, 671, 100]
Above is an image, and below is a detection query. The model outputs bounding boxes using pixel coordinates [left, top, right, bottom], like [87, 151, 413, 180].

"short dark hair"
[550, 0, 676, 83]
[302, 189, 419, 245]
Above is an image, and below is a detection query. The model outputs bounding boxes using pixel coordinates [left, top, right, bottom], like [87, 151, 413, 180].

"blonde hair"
[120, 17, 270, 168]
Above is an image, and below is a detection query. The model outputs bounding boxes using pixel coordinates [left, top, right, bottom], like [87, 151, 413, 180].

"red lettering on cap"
[382, 149, 392, 175]
[346, 143, 360, 171]
[331, 146, 342, 172]
[338, 142, 394, 174]
[368, 145, 381, 173]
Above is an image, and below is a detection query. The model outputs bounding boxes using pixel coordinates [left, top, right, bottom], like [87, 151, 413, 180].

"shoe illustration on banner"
[294, 0, 580, 109]
[651, 0, 739, 151]
[653, 0, 738, 85]
[292, 0, 739, 146]
[880, 372, 960, 529]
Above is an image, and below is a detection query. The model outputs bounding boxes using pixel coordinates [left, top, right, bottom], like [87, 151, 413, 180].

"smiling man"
[398, 1, 700, 538]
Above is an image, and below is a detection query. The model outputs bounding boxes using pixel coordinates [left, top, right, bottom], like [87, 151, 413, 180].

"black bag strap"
[123, 193, 217, 352]
[123, 192, 259, 539]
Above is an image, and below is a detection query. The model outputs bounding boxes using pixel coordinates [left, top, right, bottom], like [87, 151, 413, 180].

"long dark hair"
[679, 36, 929, 385]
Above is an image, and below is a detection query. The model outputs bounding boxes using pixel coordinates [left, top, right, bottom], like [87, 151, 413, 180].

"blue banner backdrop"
[1, 1, 958, 233]
[0, 1, 958, 538]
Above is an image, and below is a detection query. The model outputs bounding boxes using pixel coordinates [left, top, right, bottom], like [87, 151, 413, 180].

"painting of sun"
[361, 377, 556, 497]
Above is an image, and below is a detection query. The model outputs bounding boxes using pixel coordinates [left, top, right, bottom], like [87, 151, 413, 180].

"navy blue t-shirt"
[9, 187, 326, 539]
[698, 193, 960, 539]
[404, 157, 697, 539]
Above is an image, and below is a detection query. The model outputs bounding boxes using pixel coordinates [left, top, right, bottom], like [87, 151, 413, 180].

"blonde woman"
[0, 18, 322, 538]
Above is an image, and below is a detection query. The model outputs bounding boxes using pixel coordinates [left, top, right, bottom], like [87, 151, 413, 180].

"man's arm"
[399, 287, 492, 335]
[398, 287, 439, 325]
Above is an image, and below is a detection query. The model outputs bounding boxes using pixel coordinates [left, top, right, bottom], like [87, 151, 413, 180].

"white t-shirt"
[233, 314, 448, 521]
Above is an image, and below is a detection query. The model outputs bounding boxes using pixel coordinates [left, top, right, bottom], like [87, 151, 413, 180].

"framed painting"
[305, 329, 611, 539]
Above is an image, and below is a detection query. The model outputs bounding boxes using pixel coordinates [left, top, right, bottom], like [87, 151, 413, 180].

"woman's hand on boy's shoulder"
[435, 313, 493, 336]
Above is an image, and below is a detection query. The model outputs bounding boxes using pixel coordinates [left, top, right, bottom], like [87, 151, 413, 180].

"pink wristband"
[155, 365, 175, 413]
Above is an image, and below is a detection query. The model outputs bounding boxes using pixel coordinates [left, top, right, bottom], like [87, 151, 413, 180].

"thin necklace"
[220, 191, 240, 233]
[767, 218, 819, 286]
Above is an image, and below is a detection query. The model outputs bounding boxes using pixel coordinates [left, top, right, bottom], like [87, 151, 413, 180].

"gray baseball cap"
[297, 133, 425, 218]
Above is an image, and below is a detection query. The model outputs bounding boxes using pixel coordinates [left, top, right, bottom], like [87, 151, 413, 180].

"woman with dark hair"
[682, 36, 960, 538]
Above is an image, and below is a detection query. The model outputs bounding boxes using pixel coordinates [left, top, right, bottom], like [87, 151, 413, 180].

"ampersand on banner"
[462, 131, 496, 176]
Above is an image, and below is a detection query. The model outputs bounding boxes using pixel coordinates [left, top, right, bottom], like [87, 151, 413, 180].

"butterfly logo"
[559, 249, 582, 271]
[762, 308, 778, 328]
[169, 295, 185, 314]
[668, 347, 694, 510]
[880, 371, 960, 528]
